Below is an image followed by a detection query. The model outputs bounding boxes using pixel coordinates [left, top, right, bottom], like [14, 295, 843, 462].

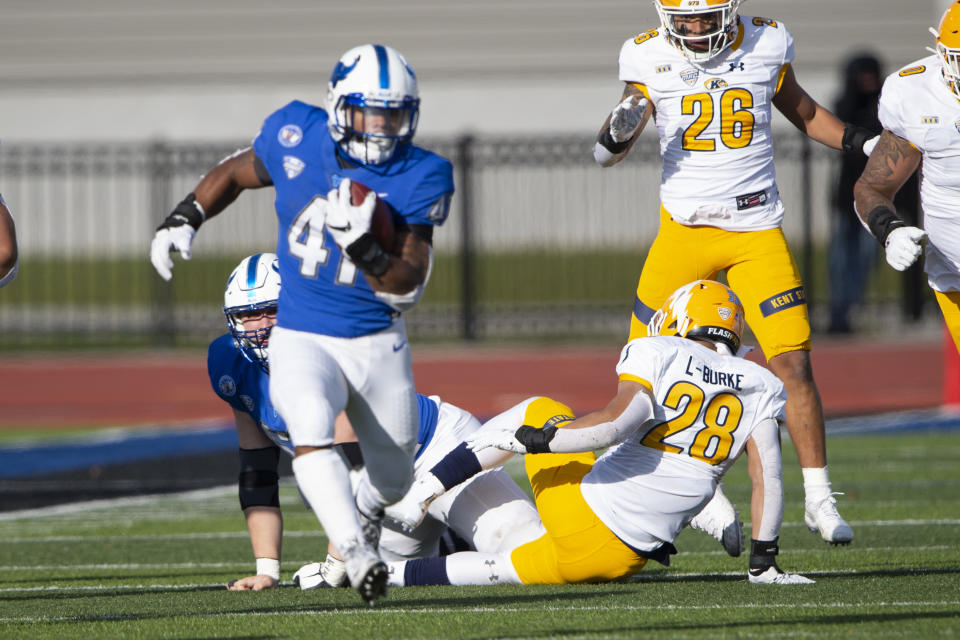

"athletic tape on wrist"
[255, 557, 281, 580]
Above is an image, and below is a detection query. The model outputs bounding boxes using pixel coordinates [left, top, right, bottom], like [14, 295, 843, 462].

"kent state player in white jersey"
[385, 281, 812, 586]
[209, 254, 542, 591]
[151, 45, 454, 604]
[592, 0, 876, 547]
[855, 2, 960, 355]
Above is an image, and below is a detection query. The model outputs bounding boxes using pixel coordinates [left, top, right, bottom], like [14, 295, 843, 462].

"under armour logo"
[485, 559, 500, 583]
[729, 62, 745, 71]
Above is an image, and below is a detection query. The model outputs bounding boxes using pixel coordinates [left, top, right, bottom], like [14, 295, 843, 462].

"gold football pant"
[629, 206, 811, 360]
[936, 290, 960, 354]
[508, 397, 648, 585]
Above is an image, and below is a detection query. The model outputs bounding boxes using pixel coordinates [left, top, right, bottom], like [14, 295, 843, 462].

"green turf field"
[2, 430, 958, 639]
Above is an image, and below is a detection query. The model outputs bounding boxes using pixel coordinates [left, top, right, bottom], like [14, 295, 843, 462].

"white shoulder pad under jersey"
[878, 56, 960, 223]
[618, 17, 794, 231]
[615, 335, 786, 474]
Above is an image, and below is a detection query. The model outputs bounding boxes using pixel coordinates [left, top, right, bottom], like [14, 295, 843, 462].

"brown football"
[349, 179, 397, 254]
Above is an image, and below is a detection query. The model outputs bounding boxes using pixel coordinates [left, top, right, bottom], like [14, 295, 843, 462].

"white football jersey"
[618, 17, 794, 231]
[878, 56, 960, 292]
[580, 335, 786, 552]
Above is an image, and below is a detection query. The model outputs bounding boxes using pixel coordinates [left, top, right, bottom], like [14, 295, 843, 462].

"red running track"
[0, 336, 948, 430]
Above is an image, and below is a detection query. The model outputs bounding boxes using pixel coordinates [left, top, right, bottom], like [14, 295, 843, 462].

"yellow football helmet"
[647, 280, 745, 353]
[931, 1, 960, 101]
[654, 0, 742, 63]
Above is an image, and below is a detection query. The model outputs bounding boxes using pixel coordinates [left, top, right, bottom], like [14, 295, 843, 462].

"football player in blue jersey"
[0, 193, 18, 288]
[154, 44, 455, 604]
[209, 254, 543, 592]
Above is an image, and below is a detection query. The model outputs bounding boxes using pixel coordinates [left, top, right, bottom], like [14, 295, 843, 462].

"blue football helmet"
[326, 44, 420, 165]
[223, 253, 280, 371]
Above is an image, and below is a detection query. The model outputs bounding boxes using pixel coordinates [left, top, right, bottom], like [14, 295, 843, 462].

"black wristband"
[866, 206, 907, 245]
[157, 193, 205, 231]
[841, 124, 875, 154]
[514, 425, 558, 454]
[345, 233, 390, 277]
[748, 537, 780, 571]
[598, 128, 631, 154]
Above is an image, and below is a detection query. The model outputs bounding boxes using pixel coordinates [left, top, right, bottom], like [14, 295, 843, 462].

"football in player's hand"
[349, 180, 397, 254]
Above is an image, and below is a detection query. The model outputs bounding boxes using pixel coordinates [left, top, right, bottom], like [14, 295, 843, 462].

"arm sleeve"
[750, 418, 784, 542]
[547, 389, 654, 453]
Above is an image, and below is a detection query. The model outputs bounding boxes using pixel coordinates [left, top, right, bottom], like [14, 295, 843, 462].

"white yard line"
[0, 599, 958, 623]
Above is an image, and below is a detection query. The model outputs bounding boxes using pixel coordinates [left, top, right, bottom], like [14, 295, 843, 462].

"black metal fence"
[0, 134, 928, 349]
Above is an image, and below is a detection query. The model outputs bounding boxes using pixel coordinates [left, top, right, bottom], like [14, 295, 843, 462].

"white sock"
[445, 552, 522, 586]
[387, 553, 522, 587]
[292, 449, 361, 551]
[802, 466, 833, 504]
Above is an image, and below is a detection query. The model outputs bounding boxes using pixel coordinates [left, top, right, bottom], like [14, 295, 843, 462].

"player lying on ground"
[208, 253, 543, 590]
[386, 280, 813, 586]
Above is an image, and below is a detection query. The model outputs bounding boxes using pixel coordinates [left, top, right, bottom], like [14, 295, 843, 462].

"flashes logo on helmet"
[655, 0, 742, 64]
[929, 1, 960, 102]
[647, 279, 745, 354]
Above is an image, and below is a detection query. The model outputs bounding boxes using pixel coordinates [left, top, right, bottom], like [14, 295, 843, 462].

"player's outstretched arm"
[772, 65, 842, 148]
[745, 420, 813, 585]
[228, 410, 283, 591]
[0, 195, 19, 288]
[773, 65, 876, 154]
[471, 381, 653, 455]
[151, 148, 270, 281]
[594, 83, 651, 167]
[853, 131, 926, 271]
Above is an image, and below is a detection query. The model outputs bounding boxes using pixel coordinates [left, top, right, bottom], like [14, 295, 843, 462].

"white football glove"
[748, 566, 815, 585]
[609, 95, 649, 143]
[862, 135, 879, 156]
[292, 554, 348, 590]
[465, 426, 527, 454]
[324, 178, 376, 251]
[884, 226, 927, 271]
[383, 473, 445, 532]
[150, 225, 196, 281]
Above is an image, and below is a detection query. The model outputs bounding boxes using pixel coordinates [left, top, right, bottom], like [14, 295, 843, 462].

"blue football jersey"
[252, 101, 454, 338]
[207, 334, 292, 455]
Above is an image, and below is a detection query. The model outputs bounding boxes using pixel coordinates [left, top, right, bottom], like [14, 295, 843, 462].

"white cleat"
[748, 566, 815, 585]
[292, 554, 348, 590]
[689, 486, 744, 557]
[384, 474, 444, 532]
[340, 537, 388, 606]
[804, 493, 854, 545]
